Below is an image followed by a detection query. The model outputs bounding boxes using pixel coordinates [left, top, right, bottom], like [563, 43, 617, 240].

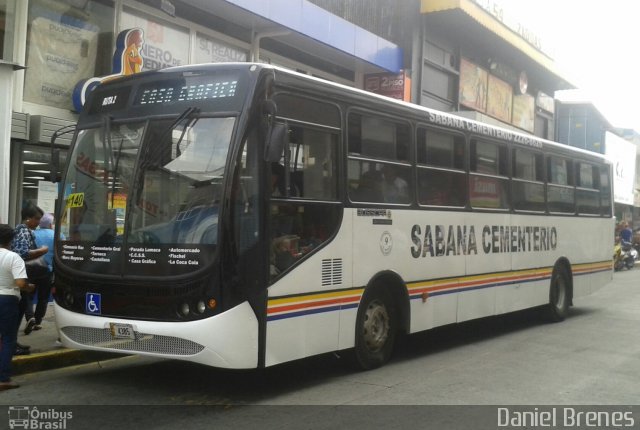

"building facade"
[554, 97, 639, 226]
[3, 0, 633, 228]
[1, 0, 406, 224]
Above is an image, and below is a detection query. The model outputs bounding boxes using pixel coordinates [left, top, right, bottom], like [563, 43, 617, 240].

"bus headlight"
[64, 291, 74, 306]
[179, 303, 190, 317]
[195, 300, 206, 314]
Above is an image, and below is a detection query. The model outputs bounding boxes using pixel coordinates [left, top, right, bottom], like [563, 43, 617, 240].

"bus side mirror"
[264, 122, 288, 163]
[50, 124, 75, 183]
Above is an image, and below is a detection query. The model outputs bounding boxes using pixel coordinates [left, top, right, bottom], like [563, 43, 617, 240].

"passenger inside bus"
[382, 164, 409, 203]
[352, 169, 384, 202]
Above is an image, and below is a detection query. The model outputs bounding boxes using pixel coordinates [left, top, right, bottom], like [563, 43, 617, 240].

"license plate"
[109, 323, 135, 339]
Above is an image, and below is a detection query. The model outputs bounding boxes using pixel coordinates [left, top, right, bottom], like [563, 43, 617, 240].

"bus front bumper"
[54, 301, 259, 369]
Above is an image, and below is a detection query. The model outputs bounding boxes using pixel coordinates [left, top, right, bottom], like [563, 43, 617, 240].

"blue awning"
[185, 0, 403, 73]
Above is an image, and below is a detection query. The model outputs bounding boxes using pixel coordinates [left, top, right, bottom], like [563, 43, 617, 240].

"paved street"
[1, 269, 639, 429]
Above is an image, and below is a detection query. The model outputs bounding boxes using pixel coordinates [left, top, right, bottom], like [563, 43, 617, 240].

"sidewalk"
[12, 303, 121, 376]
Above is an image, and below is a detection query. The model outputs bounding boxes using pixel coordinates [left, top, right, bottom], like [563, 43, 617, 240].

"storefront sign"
[195, 33, 247, 63]
[605, 131, 637, 205]
[459, 58, 488, 112]
[511, 94, 535, 133]
[472, 0, 545, 54]
[486, 74, 512, 123]
[364, 70, 411, 101]
[120, 11, 189, 71]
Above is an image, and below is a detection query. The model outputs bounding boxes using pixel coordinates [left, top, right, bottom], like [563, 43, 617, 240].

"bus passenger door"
[263, 109, 344, 366]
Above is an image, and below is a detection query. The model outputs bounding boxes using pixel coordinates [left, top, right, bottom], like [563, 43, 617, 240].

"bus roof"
[94, 62, 609, 165]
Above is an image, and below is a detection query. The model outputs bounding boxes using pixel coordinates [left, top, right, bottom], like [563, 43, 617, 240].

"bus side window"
[576, 162, 600, 215]
[277, 125, 338, 200]
[348, 112, 411, 204]
[600, 168, 612, 216]
[416, 127, 467, 207]
[469, 139, 509, 210]
[547, 156, 575, 214]
[512, 149, 545, 212]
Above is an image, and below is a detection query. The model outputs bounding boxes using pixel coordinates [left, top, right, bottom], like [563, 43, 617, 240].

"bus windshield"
[59, 114, 235, 276]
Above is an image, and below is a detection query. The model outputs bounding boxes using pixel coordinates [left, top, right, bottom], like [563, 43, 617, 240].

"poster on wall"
[120, 11, 189, 70]
[195, 33, 247, 63]
[37, 181, 59, 215]
[486, 74, 513, 123]
[459, 58, 488, 112]
[364, 70, 411, 101]
[605, 131, 637, 205]
[511, 94, 535, 132]
[23, 16, 99, 110]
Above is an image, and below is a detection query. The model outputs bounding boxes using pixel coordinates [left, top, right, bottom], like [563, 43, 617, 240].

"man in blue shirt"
[33, 213, 58, 330]
[620, 222, 633, 244]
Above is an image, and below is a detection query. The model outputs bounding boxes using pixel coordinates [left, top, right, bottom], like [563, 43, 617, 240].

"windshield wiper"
[102, 115, 117, 209]
[141, 107, 200, 168]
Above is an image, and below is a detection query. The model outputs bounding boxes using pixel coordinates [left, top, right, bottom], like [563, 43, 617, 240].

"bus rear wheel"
[546, 267, 570, 322]
[353, 286, 397, 370]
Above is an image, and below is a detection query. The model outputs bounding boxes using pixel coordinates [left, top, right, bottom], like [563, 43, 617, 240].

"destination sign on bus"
[134, 77, 238, 106]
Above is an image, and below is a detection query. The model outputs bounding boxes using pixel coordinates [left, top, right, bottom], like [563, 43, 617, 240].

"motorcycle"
[614, 240, 638, 271]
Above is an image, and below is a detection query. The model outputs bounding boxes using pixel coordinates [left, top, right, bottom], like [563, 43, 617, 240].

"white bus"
[52, 63, 613, 370]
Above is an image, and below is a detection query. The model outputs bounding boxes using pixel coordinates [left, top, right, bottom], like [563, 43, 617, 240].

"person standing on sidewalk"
[32, 213, 58, 331]
[11, 205, 48, 343]
[0, 224, 35, 390]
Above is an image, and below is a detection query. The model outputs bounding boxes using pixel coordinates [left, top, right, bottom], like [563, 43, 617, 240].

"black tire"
[545, 267, 570, 322]
[614, 259, 624, 271]
[353, 286, 397, 370]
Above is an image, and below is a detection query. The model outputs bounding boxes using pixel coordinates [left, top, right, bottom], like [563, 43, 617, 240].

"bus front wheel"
[546, 267, 570, 322]
[353, 286, 397, 370]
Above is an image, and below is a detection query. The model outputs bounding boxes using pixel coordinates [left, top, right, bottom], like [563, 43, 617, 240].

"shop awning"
[184, 0, 403, 74]
[421, 0, 575, 89]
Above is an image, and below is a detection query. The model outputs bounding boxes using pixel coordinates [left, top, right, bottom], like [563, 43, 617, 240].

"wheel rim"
[362, 299, 390, 353]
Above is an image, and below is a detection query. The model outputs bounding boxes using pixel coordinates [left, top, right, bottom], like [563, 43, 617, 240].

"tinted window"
[416, 128, 466, 207]
[470, 139, 509, 209]
[512, 149, 545, 212]
[348, 113, 412, 204]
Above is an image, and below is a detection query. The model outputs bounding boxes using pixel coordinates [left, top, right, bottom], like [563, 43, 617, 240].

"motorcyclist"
[615, 222, 638, 270]
[619, 222, 632, 244]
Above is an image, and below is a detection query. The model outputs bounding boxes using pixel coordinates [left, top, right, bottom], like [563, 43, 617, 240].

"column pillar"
[0, 61, 22, 223]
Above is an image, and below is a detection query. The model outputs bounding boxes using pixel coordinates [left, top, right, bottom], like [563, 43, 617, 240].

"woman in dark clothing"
[10, 205, 48, 352]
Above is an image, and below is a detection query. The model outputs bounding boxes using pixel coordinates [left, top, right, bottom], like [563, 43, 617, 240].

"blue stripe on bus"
[268, 266, 608, 321]
[408, 275, 552, 300]
[267, 303, 359, 321]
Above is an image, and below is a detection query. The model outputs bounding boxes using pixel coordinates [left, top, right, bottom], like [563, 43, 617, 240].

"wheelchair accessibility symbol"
[86, 293, 101, 315]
